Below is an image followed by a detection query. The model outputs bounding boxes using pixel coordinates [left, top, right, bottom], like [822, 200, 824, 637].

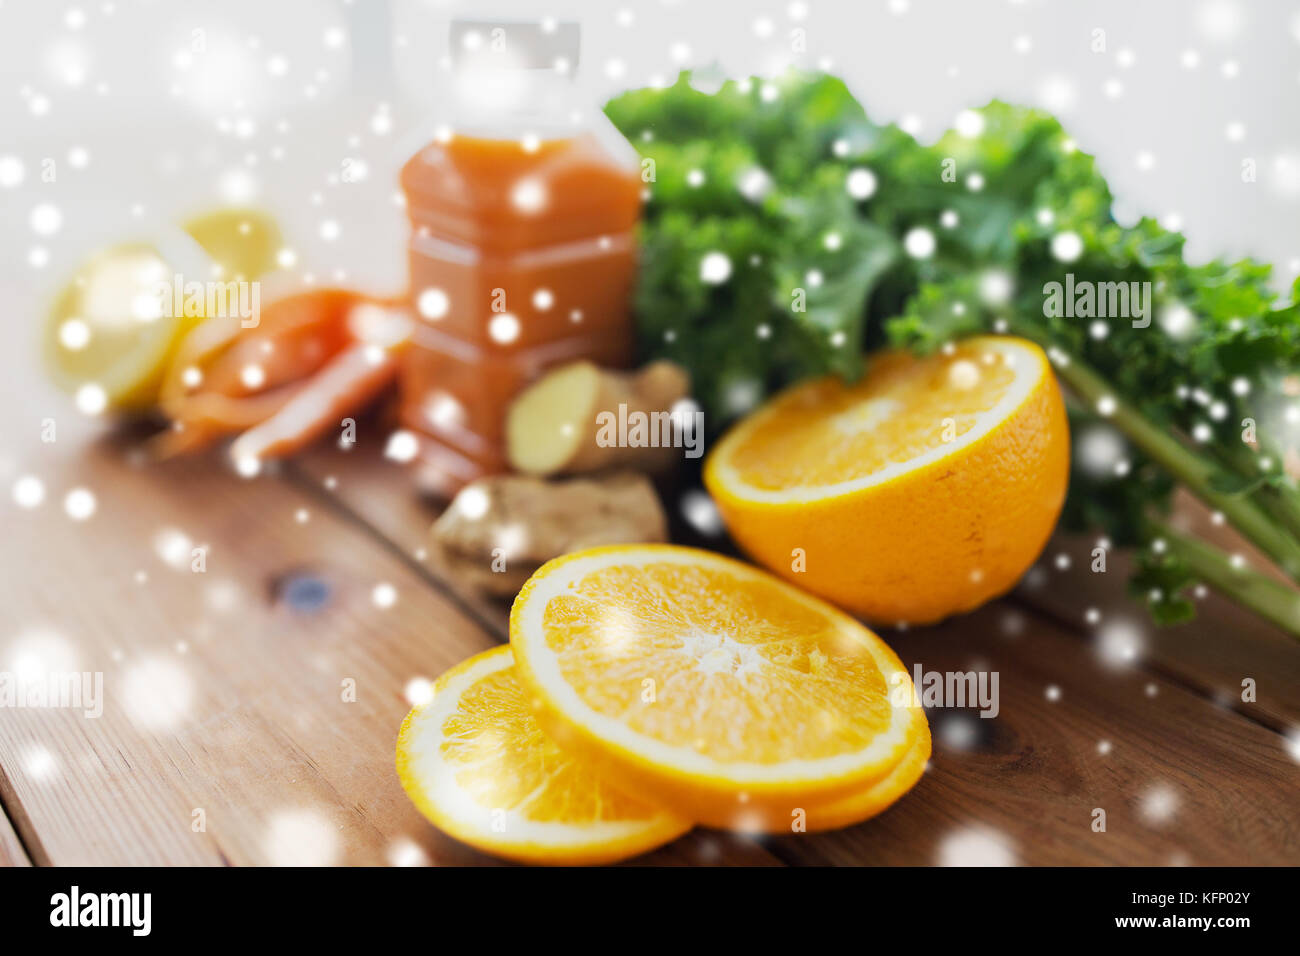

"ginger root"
[506, 360, 691, 476]
[431, 472, 667, 597]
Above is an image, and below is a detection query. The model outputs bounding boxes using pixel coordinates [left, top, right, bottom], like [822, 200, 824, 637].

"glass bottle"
[398, 19, 642, 493]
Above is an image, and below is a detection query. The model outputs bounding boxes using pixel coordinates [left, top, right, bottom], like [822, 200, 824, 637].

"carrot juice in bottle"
[398, 20, 642, 493]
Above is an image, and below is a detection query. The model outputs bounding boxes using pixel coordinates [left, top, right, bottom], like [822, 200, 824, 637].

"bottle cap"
[448, 19, 581, 122]
[450, 19, 580, 73]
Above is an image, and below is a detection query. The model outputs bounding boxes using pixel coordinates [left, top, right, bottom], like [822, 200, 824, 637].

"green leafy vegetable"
[606, 71, 1300, 637]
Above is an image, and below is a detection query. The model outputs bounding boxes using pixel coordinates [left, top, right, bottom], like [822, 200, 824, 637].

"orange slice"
[509, 545, 928, 830]
[396, 646, 689, 865]
[705, 335, 1069, 624]
[800, 724, 930, 833]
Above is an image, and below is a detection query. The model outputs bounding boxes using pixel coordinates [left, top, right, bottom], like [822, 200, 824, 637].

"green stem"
[1045, 348, 1300, 583]
[1219, 440, 1300, 545]
[1155, 525, 1300, 641]
[1259, 479, 1300, 546]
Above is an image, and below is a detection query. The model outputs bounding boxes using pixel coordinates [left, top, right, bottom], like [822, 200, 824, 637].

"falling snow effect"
[486, 313, 521, 344]
[264, 808, 340, 866]
[120, 657, 195, 731]
[1138, 784, 1180, 827]
[371, 582, 397, 609]
[1096, 619, 1144, 667]
[12, 475, 45, 509]
[699, 251, 732, 284]
[63, 487, 96, 520]
[384, 430, 420, 463]
[153, 527, 193, 569]
[937, 826, 1017, 866]
[404, 677, 434, 707]
[385, 838, 430, 867]
[0, 0, 1293, 871]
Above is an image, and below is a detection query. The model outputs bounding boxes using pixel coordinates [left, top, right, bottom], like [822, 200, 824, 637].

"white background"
[1, 0, 1298, 345]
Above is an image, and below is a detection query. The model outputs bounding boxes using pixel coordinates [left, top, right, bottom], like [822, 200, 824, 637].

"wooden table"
[2, 397, 1298, 866]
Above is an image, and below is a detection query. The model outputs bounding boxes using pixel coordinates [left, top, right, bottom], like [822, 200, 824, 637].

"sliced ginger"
[506, 360, 690, 476]
[431, 472, 667, 596]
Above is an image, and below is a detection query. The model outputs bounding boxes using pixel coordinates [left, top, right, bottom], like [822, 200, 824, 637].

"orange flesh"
[725, 343, 1020, 491]
[229, 341, 400, 461]
[540, 562, 896, 765]
[442, 664, 662, 824]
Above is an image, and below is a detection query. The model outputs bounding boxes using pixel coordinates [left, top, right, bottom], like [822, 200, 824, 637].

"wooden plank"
[0, 410, 775, 865]
[289, 424, 510, 634]
[1, 426, 499, 864]
[9, 397, 1293, 864]
[1014, 490, 1300, 730]
[763, 601, 1300, 865]
[0, 803, 30, 866]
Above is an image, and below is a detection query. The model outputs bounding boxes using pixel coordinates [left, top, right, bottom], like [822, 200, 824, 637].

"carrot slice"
[154, 292, 411, 460]
[157, 314, 243, 416]
[154, 289, 364, 454]
[228, 303, 414, 464]
[198, 288, 358, 397]
[228, 344, 397, 464]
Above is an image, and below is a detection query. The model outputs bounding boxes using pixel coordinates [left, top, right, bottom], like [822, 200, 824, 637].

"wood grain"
[0, 805, 30, 866]
[765, 602, 1300, 865]
[3, 403, 1297, 865]
[1013, 490, 1300, 731]
[0, 413, 775, 865]
[289, 424, 511, 635]
[2, 430, 501, 864]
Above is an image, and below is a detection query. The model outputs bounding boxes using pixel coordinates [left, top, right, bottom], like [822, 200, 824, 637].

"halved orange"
[396, 646, 689, 865]
[705, 336, 1069, 624]
[509, 545, 928, 830]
